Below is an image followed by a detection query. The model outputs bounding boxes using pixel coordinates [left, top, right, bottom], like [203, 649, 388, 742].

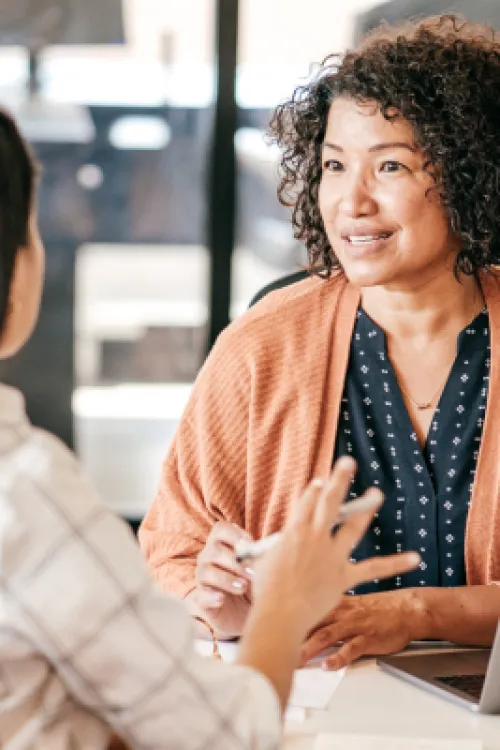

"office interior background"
[0, 0, 485, 527]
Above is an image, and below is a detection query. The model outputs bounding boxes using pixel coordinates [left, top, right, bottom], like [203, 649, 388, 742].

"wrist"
[240, 601, 306, 674]
[188, 587, 248, 640]
[250, 595, 310, 644]
[404, 587, 435, 641]
[239, 599, 308, 713]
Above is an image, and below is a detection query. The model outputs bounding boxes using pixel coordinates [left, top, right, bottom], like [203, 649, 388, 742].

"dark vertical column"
[206, 0, 239, 350]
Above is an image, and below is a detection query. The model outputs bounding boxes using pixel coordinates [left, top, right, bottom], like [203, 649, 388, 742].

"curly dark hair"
[269, 13, 500, 277]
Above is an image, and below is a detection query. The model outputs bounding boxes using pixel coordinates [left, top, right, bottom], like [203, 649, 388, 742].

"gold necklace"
[393, 302, 486, 410]
[397, 374, 449, 410]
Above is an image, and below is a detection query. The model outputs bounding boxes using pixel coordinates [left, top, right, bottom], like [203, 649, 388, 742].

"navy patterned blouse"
[334, 307, 490, 594]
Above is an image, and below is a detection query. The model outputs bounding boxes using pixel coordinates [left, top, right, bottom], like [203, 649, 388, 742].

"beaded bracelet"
[193, 616, 222, 659]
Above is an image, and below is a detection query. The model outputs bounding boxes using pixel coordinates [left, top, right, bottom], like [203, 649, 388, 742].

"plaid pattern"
[0, 385, 280, 749]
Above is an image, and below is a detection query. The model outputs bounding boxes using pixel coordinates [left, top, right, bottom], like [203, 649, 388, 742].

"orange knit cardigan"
[139, 272, 500, 599]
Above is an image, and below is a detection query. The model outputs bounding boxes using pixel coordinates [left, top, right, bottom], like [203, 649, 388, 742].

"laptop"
[377, 623, 500, 713]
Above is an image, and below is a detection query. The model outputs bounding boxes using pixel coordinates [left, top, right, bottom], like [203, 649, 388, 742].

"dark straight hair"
[0, 108, 38, 331]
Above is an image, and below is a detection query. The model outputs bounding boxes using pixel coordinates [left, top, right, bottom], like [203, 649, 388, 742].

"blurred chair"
[249, 269, 309, 307]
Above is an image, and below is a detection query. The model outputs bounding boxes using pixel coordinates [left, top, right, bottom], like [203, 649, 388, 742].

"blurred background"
[0, 0, 489, 527]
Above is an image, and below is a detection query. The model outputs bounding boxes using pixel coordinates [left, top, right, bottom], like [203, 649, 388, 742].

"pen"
[234, 492, 381, 562]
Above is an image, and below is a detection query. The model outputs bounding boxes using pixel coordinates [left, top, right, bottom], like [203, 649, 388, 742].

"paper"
[314, 735, 483, 750]
[195, 639, 345, 709]
[289, 664, 345, 709]
[285, 705, 306, 723]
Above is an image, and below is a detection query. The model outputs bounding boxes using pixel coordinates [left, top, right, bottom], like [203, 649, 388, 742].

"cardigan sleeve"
[139, 325, 253, 599]
[139, 275, 336, 597]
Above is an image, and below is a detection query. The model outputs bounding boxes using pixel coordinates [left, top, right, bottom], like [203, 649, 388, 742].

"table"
[284, 659, 500, 750]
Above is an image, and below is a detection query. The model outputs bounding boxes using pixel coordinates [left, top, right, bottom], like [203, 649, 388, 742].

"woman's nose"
[339, 176, 377, 218]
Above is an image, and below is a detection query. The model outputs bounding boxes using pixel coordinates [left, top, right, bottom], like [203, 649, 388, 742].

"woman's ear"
[0, 218, 44, 359]
[0, 247, 32, 358]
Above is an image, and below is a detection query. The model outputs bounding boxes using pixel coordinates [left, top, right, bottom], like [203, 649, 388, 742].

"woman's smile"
[341, 230, 395, 258]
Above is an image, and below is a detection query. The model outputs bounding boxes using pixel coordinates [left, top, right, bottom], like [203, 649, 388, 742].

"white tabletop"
[284, 658, 500, 750]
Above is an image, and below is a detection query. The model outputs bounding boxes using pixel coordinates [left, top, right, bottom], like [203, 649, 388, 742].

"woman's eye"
[380, 160, 407, 173]
[323, 159, 344, 172]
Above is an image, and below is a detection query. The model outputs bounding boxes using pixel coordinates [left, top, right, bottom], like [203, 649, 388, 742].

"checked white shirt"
[0, 384, 280, 750]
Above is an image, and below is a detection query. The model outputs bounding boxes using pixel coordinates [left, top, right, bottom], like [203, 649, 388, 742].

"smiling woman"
[271, 15, 500, 281]
[140, 13, 500, 669]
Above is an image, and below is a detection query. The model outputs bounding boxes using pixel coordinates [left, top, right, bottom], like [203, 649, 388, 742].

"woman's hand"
[300, 588, 427, 669]
[238, 457, 420, 711]
[251, 458, 421, 639]
[193, 521, 254, 639]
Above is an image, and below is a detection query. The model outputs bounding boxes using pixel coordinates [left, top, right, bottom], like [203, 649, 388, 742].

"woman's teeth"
[348, 233, 391, 245]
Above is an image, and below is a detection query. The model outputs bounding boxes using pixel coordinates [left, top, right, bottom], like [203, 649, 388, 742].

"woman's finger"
[287, 477, 325, 527]
[322, 636, 367, 671]
[301, 617, 358, 665]
[352, 552, 420, 589]
[207, 521, 252, 552]
[332, 487, 383, 556]
[196, 587, 225, 612]
[197, 563, 249, 596]
[211, 545, 253, 580]
[301, 625, 337, 665]
[313, 456, 357, 529]
[300, 624, 342, 665]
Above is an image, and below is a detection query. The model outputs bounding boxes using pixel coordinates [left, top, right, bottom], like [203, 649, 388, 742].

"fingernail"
[338, 456, 356, 473]
[408, 553, 421, 566]
[311, 478, 324, 487]
[232, 579, 246, 591]
[244, 566, 255, 578]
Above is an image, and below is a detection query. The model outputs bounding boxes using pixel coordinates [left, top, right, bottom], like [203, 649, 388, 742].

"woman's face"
[318, 96, 460, 289]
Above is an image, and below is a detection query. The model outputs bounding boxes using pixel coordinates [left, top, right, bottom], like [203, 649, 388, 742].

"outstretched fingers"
[352, 552, 421, 589]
